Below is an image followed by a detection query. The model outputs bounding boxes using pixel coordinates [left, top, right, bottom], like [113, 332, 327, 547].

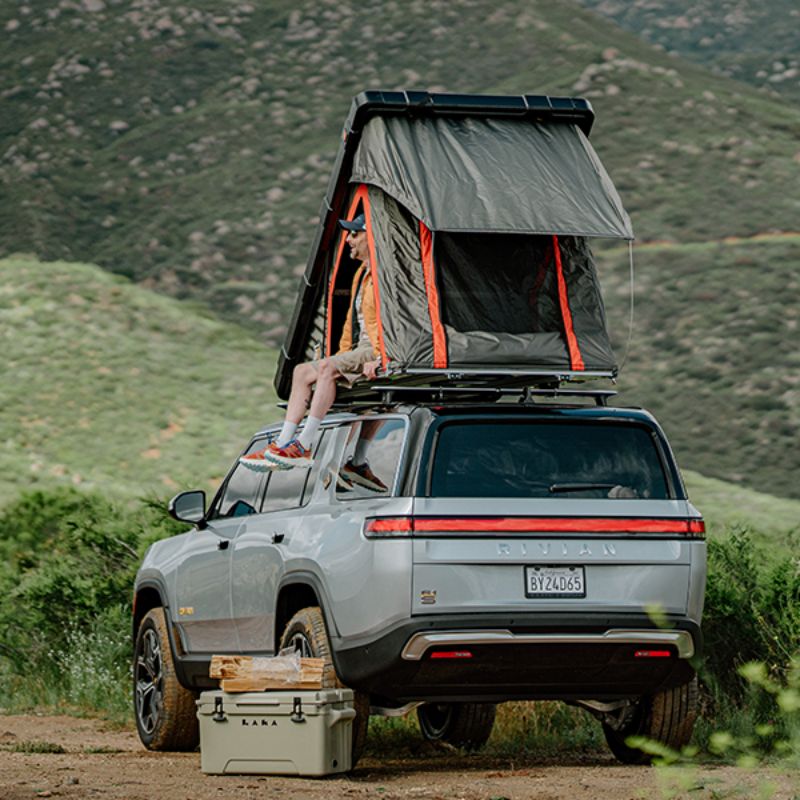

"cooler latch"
[212, 695, 227, 723]
[291, 696, 305, 724]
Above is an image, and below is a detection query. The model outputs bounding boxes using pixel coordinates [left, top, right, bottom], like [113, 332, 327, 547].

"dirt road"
[0, 714, 796, 800]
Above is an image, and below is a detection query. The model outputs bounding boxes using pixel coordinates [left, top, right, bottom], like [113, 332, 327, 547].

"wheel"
[417, 702, 497, 750]
[280, 606, 369, 767]
[133, 607, 199, 751]
[602, 676, 699, 764]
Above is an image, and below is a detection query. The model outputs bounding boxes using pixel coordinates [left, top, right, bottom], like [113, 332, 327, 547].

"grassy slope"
[684, 470, 800, 546]
[0, 256, 280, 506]
[600, 234, 800, 499]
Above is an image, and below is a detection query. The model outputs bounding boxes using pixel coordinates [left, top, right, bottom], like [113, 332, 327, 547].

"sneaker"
[239, 443, 289, 472]
[341, 459, 387, 493]
[324, 467, 353, 491]
[259, 439, 313, 470]
[335, 469, 354, 491]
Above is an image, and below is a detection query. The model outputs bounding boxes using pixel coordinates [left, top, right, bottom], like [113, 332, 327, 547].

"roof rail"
[331, 384, 617, 408]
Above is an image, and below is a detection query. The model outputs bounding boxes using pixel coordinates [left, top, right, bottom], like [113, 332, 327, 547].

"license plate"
[525, 566, 586, 598]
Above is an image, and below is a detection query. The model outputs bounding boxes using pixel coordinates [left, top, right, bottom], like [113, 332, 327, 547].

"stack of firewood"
[209, 655, 325, 692]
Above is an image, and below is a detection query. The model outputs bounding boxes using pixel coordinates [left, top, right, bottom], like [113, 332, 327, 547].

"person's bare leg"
[308, 360, 341, 419]
[285, 362, 318, 424]
[293, 360, 341, 452]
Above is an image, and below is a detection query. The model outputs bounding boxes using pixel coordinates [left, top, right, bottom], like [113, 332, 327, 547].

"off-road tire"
[280, 606, 369, 767]
[603, 676, 699, 764]
[417, 702, 497, 750]
[133, 607, 199, 751]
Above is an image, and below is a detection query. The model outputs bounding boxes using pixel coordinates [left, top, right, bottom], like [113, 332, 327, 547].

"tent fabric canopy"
[351, 116, 634, 240]
[354, 185, 617, 373]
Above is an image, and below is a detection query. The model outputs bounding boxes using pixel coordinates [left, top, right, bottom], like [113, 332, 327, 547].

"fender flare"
[133, 579, 193, 689]
[276, 570, 345, 659]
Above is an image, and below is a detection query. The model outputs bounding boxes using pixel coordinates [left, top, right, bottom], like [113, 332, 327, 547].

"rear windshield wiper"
[548, 483, 618, 493]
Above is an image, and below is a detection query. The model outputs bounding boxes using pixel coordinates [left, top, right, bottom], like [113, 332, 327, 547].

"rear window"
[428, 420, 669, 499]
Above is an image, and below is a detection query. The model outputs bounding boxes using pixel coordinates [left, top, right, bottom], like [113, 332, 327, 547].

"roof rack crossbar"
[328, 384, 617, 408]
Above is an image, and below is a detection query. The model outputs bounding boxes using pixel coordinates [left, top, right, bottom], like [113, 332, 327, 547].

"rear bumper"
[402, 628, 695, 659]
[333, 612, 701, 704]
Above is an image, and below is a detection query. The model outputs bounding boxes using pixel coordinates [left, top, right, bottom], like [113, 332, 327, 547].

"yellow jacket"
[337, 263, 380, 354]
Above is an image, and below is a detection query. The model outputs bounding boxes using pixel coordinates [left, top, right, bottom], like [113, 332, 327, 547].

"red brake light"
[430, 651, 473, 660]
[688, 519, 705, 535]
[634, 650, 673, 659]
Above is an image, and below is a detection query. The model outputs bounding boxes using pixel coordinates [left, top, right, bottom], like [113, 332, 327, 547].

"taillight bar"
[364, 516, 705, 537]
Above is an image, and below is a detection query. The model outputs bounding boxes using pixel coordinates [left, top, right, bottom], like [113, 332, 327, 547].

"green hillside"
[1, 1, 798, 504]
[0, 255, 280, 506]
[601, 234, 800, 500]
[578, 0, 800, 103]
[1, 0, 798, 346]
[684, 469, 800, 549]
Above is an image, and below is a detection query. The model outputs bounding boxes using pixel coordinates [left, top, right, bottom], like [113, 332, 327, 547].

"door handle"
[272, 533, 285, 544]
[218, 539, 229, 550]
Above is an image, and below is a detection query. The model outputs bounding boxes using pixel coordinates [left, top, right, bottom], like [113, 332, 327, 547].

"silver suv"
[133, 392, 705, 764]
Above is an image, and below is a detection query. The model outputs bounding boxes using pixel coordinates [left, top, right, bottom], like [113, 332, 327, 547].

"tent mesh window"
[434, 233, 562, 336]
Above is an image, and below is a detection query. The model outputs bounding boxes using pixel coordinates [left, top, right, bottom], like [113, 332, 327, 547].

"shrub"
[703, 529, 800, 708]
[0, 487, 183, 716]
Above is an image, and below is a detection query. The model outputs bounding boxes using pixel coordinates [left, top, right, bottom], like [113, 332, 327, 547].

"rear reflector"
[430, 651, 473, 660]
[634, 650, 673, 659]
[364, 516, 705, 537]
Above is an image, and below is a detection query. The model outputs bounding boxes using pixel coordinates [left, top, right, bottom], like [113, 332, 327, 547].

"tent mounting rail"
[331, 384, 618, 407]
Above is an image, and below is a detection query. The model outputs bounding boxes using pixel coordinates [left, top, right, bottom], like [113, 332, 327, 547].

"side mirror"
[168, 490, 206, 524]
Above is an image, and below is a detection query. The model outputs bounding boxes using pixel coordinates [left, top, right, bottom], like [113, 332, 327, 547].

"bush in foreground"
[0, 487, 183, 718]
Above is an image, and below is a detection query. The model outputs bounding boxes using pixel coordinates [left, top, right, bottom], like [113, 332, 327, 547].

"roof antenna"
[616, 239, 635, 375]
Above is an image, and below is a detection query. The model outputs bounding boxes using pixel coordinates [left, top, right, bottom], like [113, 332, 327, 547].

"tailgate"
[410, 498, 700, 616]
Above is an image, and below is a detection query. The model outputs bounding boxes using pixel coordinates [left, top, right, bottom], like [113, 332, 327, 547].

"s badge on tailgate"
[420, 590, 437, 605]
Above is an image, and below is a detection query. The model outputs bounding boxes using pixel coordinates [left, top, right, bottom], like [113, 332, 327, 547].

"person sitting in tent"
[240, 213, 380, 471]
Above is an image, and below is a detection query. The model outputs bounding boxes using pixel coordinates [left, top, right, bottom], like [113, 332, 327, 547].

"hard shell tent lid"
[275, 91, 632, 401]
[351, 115, 633, 239]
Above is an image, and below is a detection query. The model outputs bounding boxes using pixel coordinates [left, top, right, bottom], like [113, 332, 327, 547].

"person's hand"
[363, 358, 381, 380]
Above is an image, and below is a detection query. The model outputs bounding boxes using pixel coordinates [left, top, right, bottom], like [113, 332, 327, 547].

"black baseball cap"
[339, 213, 366, 232]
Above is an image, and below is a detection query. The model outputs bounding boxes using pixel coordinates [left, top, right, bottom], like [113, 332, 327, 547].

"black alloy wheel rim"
[420, 703, 453, 738]
[135, 628, 163, 735]
[287, 631, 314, 658]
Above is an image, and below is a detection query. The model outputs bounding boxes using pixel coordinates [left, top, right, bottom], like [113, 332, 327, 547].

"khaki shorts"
[312, 343, 378, 386]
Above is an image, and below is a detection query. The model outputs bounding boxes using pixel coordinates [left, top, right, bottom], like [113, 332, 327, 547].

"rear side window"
[429, 421, 669, 499]
[335, 418, 406, 499]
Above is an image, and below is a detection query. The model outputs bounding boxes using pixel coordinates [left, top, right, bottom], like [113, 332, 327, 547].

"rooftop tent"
[275, 92, 633, 400]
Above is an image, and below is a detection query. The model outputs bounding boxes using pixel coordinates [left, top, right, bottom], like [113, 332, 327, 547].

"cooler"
[197, 689, 355, 776]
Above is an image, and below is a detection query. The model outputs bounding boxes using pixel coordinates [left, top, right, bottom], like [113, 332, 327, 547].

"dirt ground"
[0, 714, 796, 800]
